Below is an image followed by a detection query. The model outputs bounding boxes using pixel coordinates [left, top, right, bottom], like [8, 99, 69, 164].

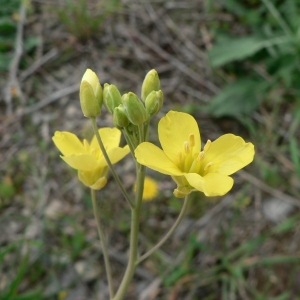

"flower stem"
[91, 189, 114, 299]
[122, 128, 136, 157]
[112, 163, 146, 300]
[90, 117, 134, 208]
[136, 194, 191, 265]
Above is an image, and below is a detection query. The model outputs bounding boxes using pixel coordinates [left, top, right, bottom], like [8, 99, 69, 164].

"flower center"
[177, 136, 214, 175]
[83, 139, 103, 161]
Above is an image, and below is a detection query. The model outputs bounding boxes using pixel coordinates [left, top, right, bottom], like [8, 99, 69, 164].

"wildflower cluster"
[52, 68, 255, 300]
[53, 69, 163, 193]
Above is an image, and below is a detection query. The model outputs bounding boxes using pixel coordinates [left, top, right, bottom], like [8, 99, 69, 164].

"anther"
[83, 139, 89, 150]
[204, 162, 213, 171]
[184, 141, 190, 153]
[204, 140, 211, 152]
[197, 151, 205, 161]
[189, 134, 195, 147]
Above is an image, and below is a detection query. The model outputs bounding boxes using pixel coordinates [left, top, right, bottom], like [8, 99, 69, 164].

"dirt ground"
[1, 1, 300, 299]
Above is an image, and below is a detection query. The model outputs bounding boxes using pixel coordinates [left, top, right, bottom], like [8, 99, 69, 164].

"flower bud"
[79, 69, 103, 118]
[141, 69, 160, 102]
[103, 84, 122, 114]
[113, 105, 130, 128]
[145, 90, 163, 116]
[122, 92, 148, 125]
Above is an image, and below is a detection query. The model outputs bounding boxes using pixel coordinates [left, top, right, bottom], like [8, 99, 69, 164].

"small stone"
[262, 197, 295, 223]
[75, 260, 100, 281]
[45, 200, 63, 219]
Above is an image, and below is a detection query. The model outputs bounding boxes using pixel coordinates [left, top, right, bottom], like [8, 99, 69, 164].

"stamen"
[204, 162, 213, 171]
[197, 151, 205, 161]
[189, 134, 195, 147]
[177, 151, 184, 170]
[178, 151, 183, 163]
[83, 139, 89, 150]
[204, 140, 211, 152]
[189, 158, 201, 174]
[184, 141, 190, 154]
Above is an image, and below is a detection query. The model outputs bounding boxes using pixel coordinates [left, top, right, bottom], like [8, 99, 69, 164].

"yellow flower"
[135, 111, 255, 197]
[53, 128, 130, 190]
[134, 176, 158, 201]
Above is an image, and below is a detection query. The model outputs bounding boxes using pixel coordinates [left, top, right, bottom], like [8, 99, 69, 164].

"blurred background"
[1, 0, 300, 299]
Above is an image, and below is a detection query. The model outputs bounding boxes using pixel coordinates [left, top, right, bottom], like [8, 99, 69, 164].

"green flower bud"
[122, 92, 148, 125]
[79, 69, 103, 118]
[113, 105, 129, 128]
[145, 90, 163, 116]
[103, 84, 122, 114]
[141, 69, 160, 102]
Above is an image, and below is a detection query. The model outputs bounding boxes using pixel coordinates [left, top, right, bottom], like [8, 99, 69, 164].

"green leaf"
[2, 254, 29, 300]
[272, 215, 300, 234]
[209, 36, 267, 67]
[9, 289, 43, 300]
[0, 58, 11, 71]
[24, 36, 40, 52]
[209, 35, 291, 67]
[289, 137, 300, 177]
[207, 79, 260, 118]
[0, 17, 16, 34]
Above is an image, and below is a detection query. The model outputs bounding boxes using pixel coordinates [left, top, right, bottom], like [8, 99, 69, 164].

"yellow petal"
[97, 145, 130, 167]
[82, 69, 100, 92]
[184, 172, 233, 196]
[90, 177, 107, 190]
[61, 154, 99, 171]
[159, 111, 201, 165]
[183, 173, 204, 193]
[142, 176, 158, 201]
[202, 173, 234, 196]
[204, 134, 255, 175]
[78, 169, 107, 190]
[133, 176, 158, 201]
[135, 142, 183, 175]
[53, 131, 86, 156]
[90, 127, 122, 150]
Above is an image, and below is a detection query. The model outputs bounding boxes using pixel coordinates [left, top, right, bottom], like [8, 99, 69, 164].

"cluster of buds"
[79, 69, 164, 128]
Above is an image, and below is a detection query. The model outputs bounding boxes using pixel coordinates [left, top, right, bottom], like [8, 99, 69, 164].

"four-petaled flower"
[135, 111, 255, 197]
[134, 176, 158, 201]
[53, 128, 130, 190]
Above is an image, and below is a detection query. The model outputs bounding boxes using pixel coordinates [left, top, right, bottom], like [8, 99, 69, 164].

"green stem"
[143, 121, 150, 141]
[91, 189, 114, 299]
[136, 194, 190, 265]
[112, 163, 146, 300]
[90, 117, 134, 209]
[122, 128, 136, 156]
[137, 124, 144, 145]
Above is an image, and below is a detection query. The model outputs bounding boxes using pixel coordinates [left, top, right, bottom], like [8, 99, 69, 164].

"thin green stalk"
[137, 124, 144, 145]
[136, 194, 191, 265]
[90, 117, 134, 208]
[113, 163, 146, 300]
[122, 128, 136, 156]
[261, 0, 293, 38]
[91, 189, 114, 299]
[143, 121, 150, 141]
